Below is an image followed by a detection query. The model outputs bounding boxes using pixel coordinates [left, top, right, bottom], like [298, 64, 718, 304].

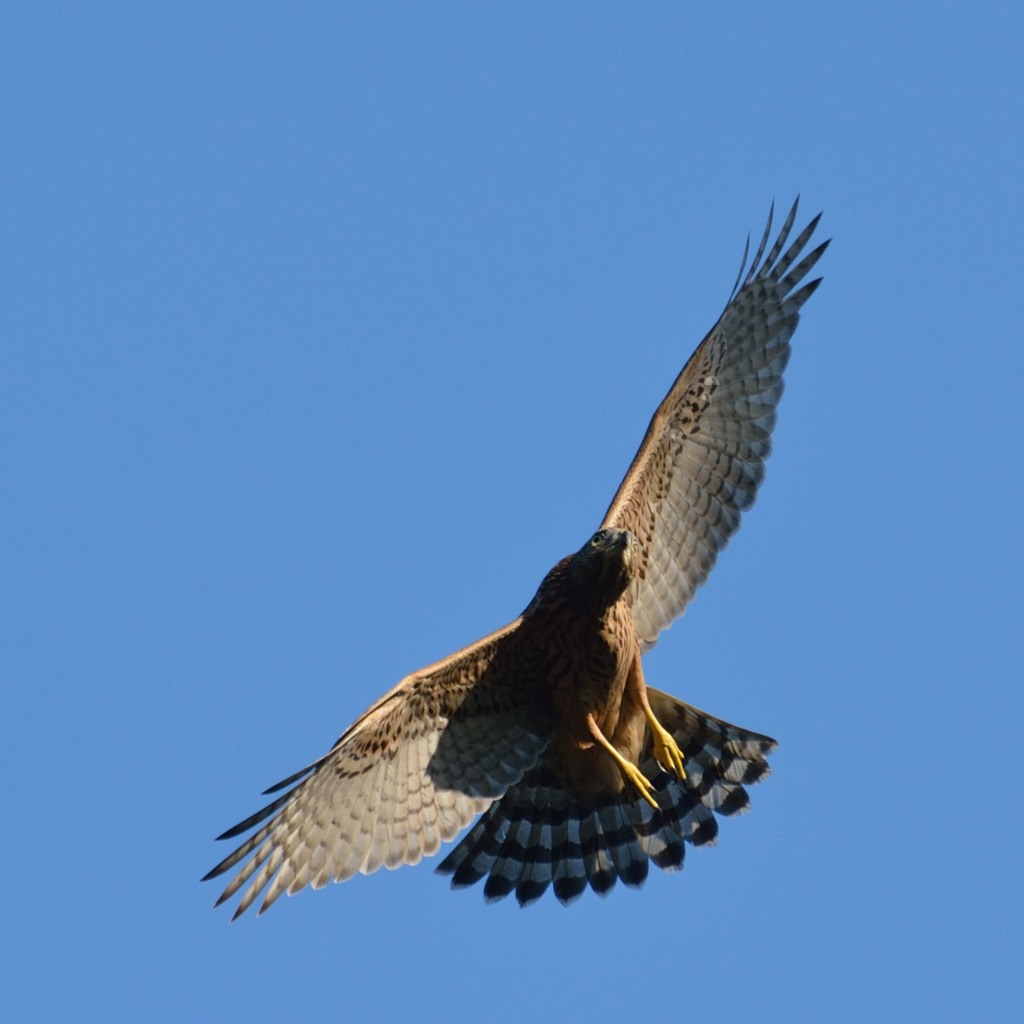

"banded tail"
[437, 689, 776, 905]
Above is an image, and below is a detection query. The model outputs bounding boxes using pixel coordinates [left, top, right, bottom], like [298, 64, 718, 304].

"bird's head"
[576, 527, 640, 594]
[527, 527, 640, 618]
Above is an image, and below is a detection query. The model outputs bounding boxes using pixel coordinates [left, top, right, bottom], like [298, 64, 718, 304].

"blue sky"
[4, 3, 1022, 1022]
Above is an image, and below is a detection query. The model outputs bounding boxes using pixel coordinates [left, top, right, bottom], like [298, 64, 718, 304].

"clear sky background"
[4, 4, 1022, 1022]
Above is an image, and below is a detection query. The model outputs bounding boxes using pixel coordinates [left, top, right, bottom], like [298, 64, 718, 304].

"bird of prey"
[205, 200, 828, 918]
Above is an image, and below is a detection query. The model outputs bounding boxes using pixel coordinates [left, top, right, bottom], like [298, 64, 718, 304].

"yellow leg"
[643, 703, 686, 780]
[585, 713, 659, 809]
[629, 652, 686, 781]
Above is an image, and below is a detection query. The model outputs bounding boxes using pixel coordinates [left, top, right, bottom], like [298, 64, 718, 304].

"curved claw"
[620, 759, 660, 809]
[584, 710, 661, 809]
[651, 722, 687, 781]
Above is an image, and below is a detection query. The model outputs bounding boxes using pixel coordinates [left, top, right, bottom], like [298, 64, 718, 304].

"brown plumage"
[204, 199, 828, 916]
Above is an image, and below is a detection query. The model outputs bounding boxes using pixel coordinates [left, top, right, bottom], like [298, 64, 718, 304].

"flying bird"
[205, 199, 828, 917]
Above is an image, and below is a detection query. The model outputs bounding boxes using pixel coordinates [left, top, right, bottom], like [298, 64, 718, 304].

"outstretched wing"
[602, 199, 828, 649]
[204, 620, 552, 918]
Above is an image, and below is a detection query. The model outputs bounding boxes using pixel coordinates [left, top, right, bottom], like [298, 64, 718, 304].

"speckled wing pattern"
[602, 200, 828, 649]
[436, 688, 776, 905]
[207, 200, 826, 916]
[204, 621, 552, 918]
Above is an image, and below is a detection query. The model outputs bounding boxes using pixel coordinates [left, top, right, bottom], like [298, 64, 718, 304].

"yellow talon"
[651, 721, 686, 781]
[620, 759, 660, 810]
[585, 711, 661, 810]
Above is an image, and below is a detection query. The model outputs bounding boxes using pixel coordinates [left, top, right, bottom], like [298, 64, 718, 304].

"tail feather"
[580, 806, 617, 896]
[551, 816, 588, 904]
[436, 691, 775, 905]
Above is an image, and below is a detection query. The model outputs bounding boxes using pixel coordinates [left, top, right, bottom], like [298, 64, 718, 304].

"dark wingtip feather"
[743, 200, 777, 288]
[800, 210, 823, 242]
[758, 197, 799, 277]
[203, 844, 242, 882]
[728, 231, 753, 302]
[262, 761, 318, 795]
[214, 788, 293, 841]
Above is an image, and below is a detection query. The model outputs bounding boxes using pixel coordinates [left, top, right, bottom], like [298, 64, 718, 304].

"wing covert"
[602, 199, 828, 649]
[204, 619, 552, 917]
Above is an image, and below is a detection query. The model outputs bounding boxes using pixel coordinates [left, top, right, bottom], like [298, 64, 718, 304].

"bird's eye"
[590, 532, 603, 547]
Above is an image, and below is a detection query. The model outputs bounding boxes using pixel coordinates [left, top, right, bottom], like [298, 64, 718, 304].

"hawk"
[205, 200, 828, 917]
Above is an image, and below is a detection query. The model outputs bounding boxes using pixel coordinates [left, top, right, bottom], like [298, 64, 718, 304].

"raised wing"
[602, 199, 828, 649]
[204, 620, 552, 918]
